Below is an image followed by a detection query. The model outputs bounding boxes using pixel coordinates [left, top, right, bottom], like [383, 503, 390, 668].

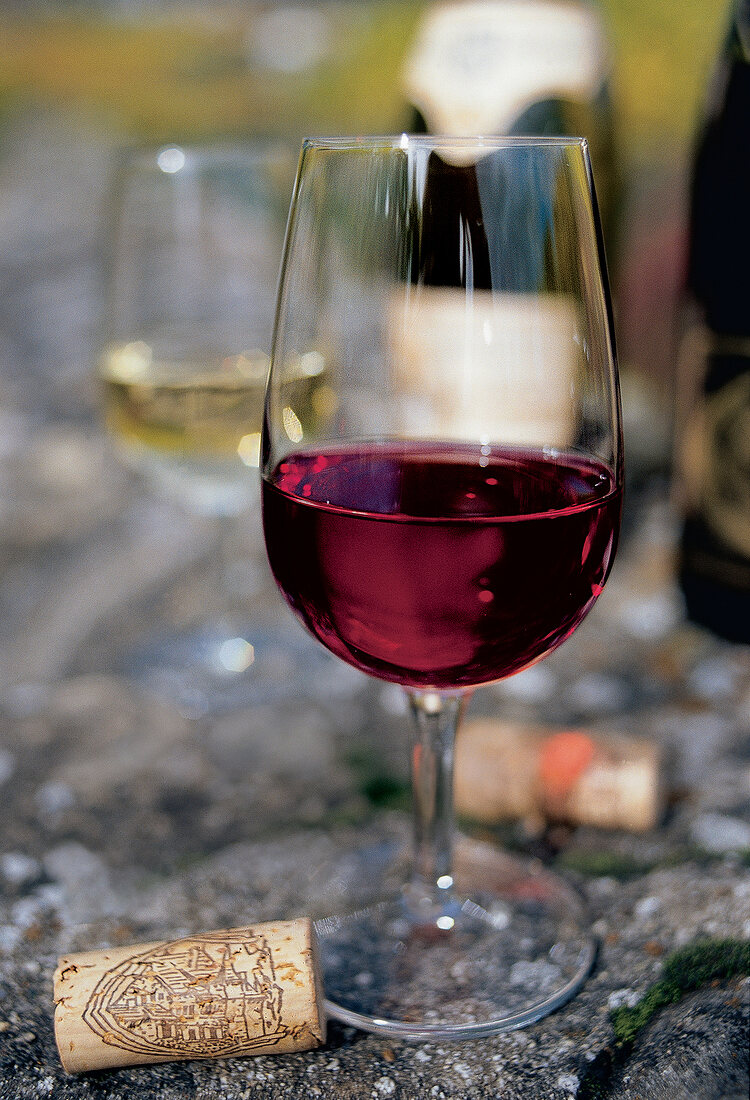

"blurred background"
[0, 0, 728, 426]
[0, 0, 734, 691]
[0, 0, 738, 696]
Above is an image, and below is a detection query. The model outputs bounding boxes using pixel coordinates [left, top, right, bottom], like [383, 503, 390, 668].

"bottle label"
[701, 367, 750, 559]
[403, 0, 609, 135]
[678, 329, 750, 561]
[387, 286, 580, 447]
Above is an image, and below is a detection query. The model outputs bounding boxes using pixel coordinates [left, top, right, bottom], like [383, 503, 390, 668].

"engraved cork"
[53, 920, 326, 1074]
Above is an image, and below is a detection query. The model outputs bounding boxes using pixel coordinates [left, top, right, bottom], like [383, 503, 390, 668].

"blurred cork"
[53, 920, 326, 1074]
[455, 719, 665, 832]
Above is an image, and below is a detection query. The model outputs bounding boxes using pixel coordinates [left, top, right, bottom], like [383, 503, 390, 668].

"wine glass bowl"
[263, 441, 619, 691]
[101, 142, 297, 516]
[97, 142, 330, 714]
[262, 135, 622, 1037]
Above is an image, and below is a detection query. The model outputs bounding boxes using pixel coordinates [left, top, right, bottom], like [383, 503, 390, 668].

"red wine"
[262, 443, 621, 690]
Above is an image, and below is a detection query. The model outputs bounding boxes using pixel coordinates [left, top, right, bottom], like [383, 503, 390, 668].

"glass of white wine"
[99, 143, 325, 711]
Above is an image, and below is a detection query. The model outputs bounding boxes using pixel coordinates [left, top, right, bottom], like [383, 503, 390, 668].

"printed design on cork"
[81, 930, 288, 1058]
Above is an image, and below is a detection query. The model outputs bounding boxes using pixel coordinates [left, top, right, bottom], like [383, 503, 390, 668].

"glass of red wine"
[262, 136, 623, 1038]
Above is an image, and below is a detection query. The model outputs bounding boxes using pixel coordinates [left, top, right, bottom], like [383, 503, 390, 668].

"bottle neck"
[687, 2, 750, 339]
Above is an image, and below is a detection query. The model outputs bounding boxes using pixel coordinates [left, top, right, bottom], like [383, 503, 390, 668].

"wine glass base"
[315, 837, 596, 1040]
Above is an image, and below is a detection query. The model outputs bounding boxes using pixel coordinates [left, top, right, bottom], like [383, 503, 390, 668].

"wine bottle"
[401, 0, 619, 247]
[389, 146, 584, 449]
[392, 2, 617, 452]
[676, 0, 750, 644]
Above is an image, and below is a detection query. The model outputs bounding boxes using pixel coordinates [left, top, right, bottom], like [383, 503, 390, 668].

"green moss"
[556, 850, 656, 880]
[345, 747, 409, 810]
[556, 845, 730, 881]
[610, 939, 750, 1045]
[361, 774, 409, 810]
[579, 938, 750, 1099]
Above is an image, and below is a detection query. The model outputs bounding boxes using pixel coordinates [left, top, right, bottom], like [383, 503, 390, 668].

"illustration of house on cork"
[82, 930, 289, 1059]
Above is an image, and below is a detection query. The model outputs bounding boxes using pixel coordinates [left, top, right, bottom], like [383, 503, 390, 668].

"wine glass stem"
[405, 689, 469, 917]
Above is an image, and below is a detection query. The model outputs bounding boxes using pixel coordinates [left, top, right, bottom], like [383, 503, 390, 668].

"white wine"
[102, 343, 271, 463]
[101, 340, 329, 514]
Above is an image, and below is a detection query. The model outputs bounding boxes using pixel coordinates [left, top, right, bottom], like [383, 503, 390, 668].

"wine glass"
[98, 143, 326, 711]
[262, 136, 623, 1037]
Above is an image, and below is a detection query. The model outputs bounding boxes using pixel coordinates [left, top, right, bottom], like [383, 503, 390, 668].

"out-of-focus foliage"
[0, 1, 731, 158]
[599, 0, 727, 162]
[0, 4, 421, 143]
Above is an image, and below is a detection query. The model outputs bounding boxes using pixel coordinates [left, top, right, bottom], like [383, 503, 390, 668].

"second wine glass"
[99, 143, 328, 712]
[263, 135, 623, 1037]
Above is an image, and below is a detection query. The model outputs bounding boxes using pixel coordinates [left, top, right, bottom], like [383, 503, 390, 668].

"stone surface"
[605, 987, 750, 1100]
[0, 110, 748, 1099]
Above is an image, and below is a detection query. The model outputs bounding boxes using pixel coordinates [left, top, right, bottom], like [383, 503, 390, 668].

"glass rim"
[301, 134, 589, 152]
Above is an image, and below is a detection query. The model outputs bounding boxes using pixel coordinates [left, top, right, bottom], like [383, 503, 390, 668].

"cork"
[53, 920, 326, 1074]
[455, 719, 665, 833]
